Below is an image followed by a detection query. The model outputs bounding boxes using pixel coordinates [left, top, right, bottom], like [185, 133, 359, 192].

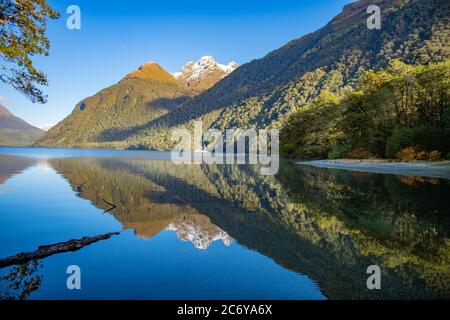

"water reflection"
[166, 214, 233, 250]
[1, 153, 449, 299]
[0, 155, 35, 192]
[0, 260, 42, 300]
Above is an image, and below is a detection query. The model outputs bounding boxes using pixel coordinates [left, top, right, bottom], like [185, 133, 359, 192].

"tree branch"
[0, 232, 120, 269]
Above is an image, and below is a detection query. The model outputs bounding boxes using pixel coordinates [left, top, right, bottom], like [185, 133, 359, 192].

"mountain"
[0, 106, 44, 146]
[35, 62, 193, 148]
[35, 58, 236, 149]
[174, 56, 238, 93]
[123, 62, 181, 83]
[36, 0, 450, 150]
[40, 124, 54, 131]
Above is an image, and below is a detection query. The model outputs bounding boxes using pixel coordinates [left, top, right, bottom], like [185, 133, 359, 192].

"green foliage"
[345, 60, 450, 158]
[0, 0, 59, 103]
[386, 127, 416, 158]
[280, 91, 342, 159]
[386, 126, 450, 158]
[328, 143, 350, 159]
[282, 60, 450, 160]
[34, 77, 193, 149]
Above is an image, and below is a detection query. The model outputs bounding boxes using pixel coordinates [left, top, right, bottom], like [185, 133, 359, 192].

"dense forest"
[281, 60, 450, 160]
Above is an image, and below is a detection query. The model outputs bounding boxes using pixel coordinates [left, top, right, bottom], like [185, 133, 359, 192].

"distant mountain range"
[35, 56, 237, 149]
[0, 106, 44, 146]
[35, 0, 450, 150]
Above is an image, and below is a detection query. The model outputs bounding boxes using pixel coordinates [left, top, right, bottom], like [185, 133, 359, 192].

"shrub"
[386, 126, 450, 158]
[386, 127, 417, 158]
[328, 143, 350, 159]
[428, 150, 442, 161]
[347, 147, 375, 159]
[416, 150, 428, 160]
[396, 147, 418, 161]
[281, 143, 294, 157]
[396, 147, 442, 161]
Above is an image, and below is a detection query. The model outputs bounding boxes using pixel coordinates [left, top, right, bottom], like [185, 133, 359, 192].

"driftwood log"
[0, 232, 120, 269]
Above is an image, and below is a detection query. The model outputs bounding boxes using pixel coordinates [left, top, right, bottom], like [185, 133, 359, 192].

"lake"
[0, 147, 449, 300]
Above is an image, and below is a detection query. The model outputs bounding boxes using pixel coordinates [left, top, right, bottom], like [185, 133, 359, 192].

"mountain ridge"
[173, 56, 238, 93]
[0, 105, 44, 146]
[123, 62, 180, 84]
[35, 56, 237, 148]
[36, 0, 450, 150]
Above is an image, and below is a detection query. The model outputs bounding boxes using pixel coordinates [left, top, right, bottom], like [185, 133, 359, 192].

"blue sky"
[0, 0, 352, 128]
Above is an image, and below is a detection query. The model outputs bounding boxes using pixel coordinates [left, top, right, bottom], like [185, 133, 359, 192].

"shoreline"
[297, 159, 450, 180]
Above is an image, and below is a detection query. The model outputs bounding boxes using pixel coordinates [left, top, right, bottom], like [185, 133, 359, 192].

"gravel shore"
[297, 159, 450, 180]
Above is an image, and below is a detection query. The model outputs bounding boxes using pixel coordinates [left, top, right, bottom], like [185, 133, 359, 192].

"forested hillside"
[36, 0, 450, 150]
[111, 0, 450, 151]
[281, 60, 450, 160]
[34, 63, 193, 148]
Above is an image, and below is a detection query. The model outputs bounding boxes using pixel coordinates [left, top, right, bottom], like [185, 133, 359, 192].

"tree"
[0, 0, 59, 103]
[280, 90, 342, 159]
[281, 61, 450, 160]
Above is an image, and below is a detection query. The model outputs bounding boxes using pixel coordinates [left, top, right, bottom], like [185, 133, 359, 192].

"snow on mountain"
[173, 56, 239, 93]
[166, 217, 233, 250]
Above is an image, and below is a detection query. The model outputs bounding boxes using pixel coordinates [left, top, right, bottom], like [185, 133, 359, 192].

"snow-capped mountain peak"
[173, 56, 239, 93]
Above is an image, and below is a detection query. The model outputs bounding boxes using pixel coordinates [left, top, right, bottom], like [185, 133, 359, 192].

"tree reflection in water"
[47, 157, 450, 299]
[1, 153, 449, 299]
[0, 260, 42, 300]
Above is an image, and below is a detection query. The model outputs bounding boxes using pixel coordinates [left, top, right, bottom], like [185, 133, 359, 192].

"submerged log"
[0, 232, 120, 269]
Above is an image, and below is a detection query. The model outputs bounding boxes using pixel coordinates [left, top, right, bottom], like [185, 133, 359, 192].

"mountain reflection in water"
[0, 152, 449, 299]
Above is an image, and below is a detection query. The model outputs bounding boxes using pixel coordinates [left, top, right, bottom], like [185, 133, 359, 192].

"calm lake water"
[0, 146, 449, 300]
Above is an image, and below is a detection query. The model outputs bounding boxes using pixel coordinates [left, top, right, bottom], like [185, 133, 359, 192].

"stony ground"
[297, 159, 450, 179]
